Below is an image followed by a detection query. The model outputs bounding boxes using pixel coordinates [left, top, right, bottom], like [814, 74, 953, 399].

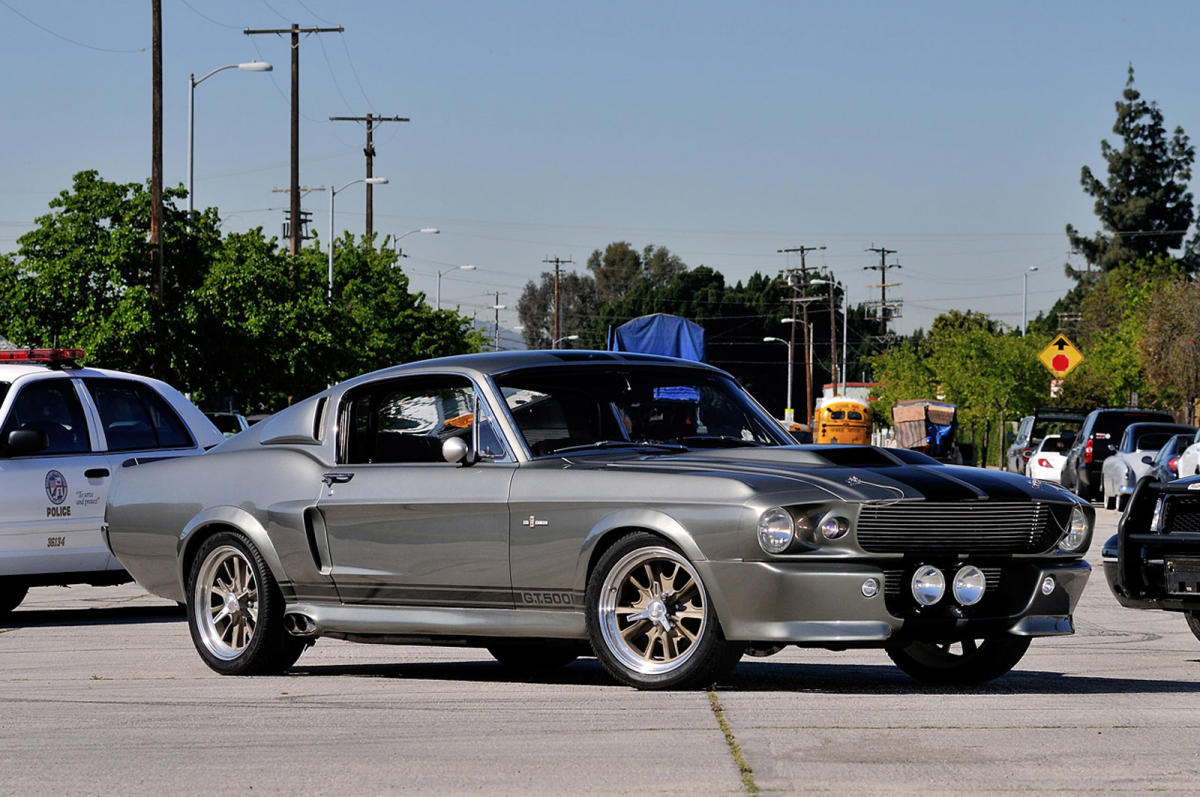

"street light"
[436, 264, 476, 310]
[554, 334, 580, 348]
[328, 177, 388, 297]
[764, 336, 793, 421]
[1022, 266, 1039, 335]
[394, 227, 439, 257]
[187, 61, 272, 214]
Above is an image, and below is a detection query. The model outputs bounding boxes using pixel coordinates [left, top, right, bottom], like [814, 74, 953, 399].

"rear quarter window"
[84, 378, 193, 451]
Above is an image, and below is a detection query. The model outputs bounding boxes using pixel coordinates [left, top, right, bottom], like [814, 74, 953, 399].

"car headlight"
[1058, 505, 1090, 552]
[819, 515, 850, 540]
[757, 507, 795, 554]
[1151, 495, 1166, 533]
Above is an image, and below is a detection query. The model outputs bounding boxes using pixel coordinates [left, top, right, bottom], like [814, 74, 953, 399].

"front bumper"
[1103, 531, 1200, 612]
[698, 558, 1090, 645]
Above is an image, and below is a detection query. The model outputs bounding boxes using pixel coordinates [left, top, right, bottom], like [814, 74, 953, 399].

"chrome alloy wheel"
[194, 544, 260, 661]
[598, 545, 708, 675]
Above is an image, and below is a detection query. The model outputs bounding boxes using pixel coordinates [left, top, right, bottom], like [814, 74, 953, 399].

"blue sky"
[2, 0, 1198, 337]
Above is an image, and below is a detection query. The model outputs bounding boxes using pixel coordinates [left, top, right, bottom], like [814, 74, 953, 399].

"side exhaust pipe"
[283, 612, 318, 638]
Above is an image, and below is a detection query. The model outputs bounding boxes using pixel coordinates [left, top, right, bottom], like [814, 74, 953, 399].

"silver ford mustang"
[104, 351, 1093, 689]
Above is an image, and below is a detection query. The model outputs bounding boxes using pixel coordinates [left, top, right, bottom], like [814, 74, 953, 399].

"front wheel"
[1185, 611, 1200, 643]
[886, 635, 1031, 686]
[186, 532, 305, 675]
[586, 532, 743, 690]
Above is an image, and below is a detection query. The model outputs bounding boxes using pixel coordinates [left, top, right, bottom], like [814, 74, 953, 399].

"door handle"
[322, 472, 354, 486]
[84, 468, 110, 479]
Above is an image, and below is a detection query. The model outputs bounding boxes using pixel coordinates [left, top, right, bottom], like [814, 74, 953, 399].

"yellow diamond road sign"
[1039, 333, 1083, 378]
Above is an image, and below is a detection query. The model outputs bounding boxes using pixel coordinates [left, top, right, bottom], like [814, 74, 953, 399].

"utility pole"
[329, 114, 409, 241]
[490, 292, 508, 352]
[825, 275, 837, 392]
[245, 23, 343, 256]
[778, 245, 825, 426]
[864, 246, 902, 342]
[543, 256, 573, 348]
[150, 0, 163, 300]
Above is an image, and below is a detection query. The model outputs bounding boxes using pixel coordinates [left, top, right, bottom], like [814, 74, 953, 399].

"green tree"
[871, 311, 1049, 466]
[327, 232, 482, 380]
[0, 170, 220, 379]
[516, 270, 599, 349]
[1055, 258, 1179, 410]
[1138, 277, 1200, 422]
[587, 241, 644, 303]
[1066, 66, 1195, 277]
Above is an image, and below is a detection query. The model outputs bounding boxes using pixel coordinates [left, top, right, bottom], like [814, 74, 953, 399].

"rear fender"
[176, 506, 287, 595]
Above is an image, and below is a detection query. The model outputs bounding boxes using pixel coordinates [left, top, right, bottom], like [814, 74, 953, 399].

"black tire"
[1185, 611, 1200, 643]
[186, 532, 305, 675]
[486, 640, 584, 671]
[586, 532, 744, 690]
[886, 634, 1031, 686]
[1104, 490, 1115, 511]
[0, 581, 28, 618]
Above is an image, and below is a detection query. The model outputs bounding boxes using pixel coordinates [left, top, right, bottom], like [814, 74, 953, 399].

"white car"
[1027, 434, 1069, 483]
[0, 348, 222, 616]
[1100, 421, 1196, 511]
[1173, 431, 1200, 479]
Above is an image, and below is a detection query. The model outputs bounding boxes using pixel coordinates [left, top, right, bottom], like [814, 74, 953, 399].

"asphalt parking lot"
[2, 507, 1199, 794]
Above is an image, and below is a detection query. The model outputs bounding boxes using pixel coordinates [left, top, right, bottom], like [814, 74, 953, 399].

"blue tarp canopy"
[606, 313, 706, 362]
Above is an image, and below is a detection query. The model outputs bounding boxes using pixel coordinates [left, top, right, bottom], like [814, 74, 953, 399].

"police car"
[0, 348, 223, 616]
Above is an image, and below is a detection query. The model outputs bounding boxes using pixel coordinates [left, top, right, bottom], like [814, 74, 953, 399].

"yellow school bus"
[814, 397, 872, 445]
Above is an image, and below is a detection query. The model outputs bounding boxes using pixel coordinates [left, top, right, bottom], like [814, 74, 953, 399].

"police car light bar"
[0, 348, 86, 364]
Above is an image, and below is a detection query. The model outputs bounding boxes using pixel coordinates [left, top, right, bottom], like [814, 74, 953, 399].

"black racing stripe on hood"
[865, 465, 1036, 501]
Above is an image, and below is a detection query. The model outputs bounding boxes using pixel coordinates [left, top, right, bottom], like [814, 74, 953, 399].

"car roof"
[0, 362, 168, 384]
[350, 350, 726, 385]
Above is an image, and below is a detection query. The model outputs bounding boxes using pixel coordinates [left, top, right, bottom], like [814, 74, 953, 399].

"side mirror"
[442, 436, 472, 465]
[3, 429, 48, 457]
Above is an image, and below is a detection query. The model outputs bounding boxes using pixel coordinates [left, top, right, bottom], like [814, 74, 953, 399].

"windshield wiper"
[677, 435, 769, 448]
[548, 440, 689, 455]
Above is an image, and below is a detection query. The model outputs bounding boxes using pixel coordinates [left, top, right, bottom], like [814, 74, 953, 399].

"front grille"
[1164, 496, 1200, 533]
[857, 501, 1059, 555]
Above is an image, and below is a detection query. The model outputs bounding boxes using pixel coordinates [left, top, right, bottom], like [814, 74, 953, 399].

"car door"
[317, 374, 516, 608]
[0, 376, 113, 576]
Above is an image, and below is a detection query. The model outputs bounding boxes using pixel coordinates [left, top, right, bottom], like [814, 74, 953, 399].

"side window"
[1, 379, 91, 454]
[342, 375, 504, 464]
[84, 379, 193, 452]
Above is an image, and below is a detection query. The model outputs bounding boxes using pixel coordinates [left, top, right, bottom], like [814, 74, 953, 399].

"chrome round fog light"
[861, 578, 880, 598]
[757, 507, 795, 554]
[911, 565, 945, 606]
[819, 515, 850, 540]
[1041, 576, 1056, 596]
[952, 565, 986, 606]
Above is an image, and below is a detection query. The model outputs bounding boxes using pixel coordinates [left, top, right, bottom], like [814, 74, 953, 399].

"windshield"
[493, 365, 791, 456]
[0, 382, 8, 408]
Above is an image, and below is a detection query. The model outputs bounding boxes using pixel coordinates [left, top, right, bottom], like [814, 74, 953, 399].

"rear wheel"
[186, 532, 305, 675]
[886, 635, 1031, 686]
[1104, 489, 1116, 510]
[586, 532, 743, 690]
[0, 582, 28, 618]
